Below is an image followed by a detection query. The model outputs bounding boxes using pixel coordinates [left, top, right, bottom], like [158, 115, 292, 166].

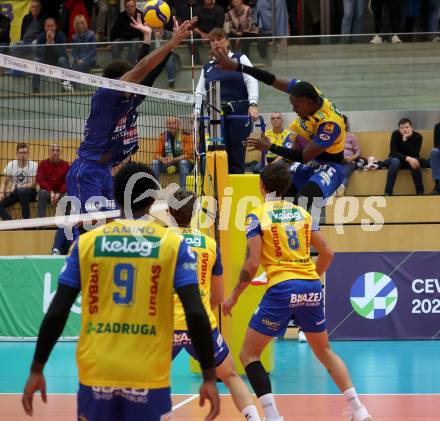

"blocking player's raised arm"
[121, 17, 196, 85]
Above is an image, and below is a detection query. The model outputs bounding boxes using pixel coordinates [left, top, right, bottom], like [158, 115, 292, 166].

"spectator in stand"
[426, 0, 440, 41]
[192, 0, 225, 64]
[0, 11, 11, 50]
[253, 112, 296, 172]
[33, 18, 71, 93]
[341, 0, 365, 41]
[93, 0, 119, 42]
[152, 116, 193, 187]
[110, 0, 143, 64]
[370, 0, 405, 44]
[383, 118, 430, 196]
[336, 115, 361, 196]
[0, 143, 37, 220]
[10, 0, 45, 61]
[72, 14, 97, 73]
[430, 122, 440, 194]
[36, 144, 70, 217]
[225, 0, 263, 60]
[170, 0, 200, 22]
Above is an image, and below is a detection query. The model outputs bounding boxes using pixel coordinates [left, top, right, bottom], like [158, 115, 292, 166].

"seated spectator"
[110, 0, 143, 64]
[0, 143, 37, 220]
[151, 28, 180, 89]
[33, 18, 71, 93]
[253, 112, 293, 172]
[0, 10, 11, 50]
[254, 0, 288, 52]
[36, 144, 70, 217]
[10, 0, 44, 62]
[72, 14, 97, 73]
[341, 0, 365, 41]
[192, 0, 225, 64]
[171, 0, 200, 23]
[152, 117, 193, 187]
[338, 115, 361, 196]
[383, 118, 430, 196]
[430, 122, 440, 194]
[224, 0, 259, 59]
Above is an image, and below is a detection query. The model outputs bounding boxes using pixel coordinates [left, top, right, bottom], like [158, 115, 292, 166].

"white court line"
[172, 394, 198, 411]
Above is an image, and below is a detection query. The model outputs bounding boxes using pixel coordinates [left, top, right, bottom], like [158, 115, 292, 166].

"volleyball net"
[0, 52, 200, 225]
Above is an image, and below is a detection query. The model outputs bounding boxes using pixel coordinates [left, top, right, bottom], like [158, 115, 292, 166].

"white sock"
[258, 393, 280, 420]
[343, 387, 362, 411]
[241, 404, 261, 420]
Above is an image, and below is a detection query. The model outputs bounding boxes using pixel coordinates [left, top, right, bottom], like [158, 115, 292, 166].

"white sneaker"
[297, 330, 307, 343]
[370, 34, 382, 44]
[351, 405, 373, 421]
[391, 34, 402, 43]
[263, 418, 284, 421]
[432, 36, 440, 42]
[62, 80, 74, 92]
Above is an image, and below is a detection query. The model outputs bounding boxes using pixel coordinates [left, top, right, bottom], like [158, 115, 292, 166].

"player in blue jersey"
[66, 16, 196, 216]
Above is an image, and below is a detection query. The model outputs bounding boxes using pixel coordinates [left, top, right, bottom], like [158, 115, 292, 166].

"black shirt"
[389, 130, 423, 161]
[193, 4, 225, 34]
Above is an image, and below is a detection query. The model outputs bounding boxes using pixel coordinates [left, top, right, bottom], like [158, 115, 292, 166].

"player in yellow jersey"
[222, 162, 373, 421]
[213, 49, 346, 212]
[22, 163, 220, 421]
[168, 189, 261, 421]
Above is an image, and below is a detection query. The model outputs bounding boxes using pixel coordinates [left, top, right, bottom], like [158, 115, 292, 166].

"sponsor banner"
[0, 1, 30, 43]
[0, 256, 81, 339]
[326, 252, 440, 340]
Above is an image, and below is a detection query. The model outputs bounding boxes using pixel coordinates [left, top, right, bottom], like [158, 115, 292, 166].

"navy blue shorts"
[249, 279, 326, 337]
[289, 161, 344, 199]
[172, 328, 229, 367]
[77, 384, 172, 421]
[66, 158, 115, 214]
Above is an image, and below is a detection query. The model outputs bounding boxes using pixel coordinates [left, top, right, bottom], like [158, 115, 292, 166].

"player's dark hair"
[342, 114, 349, 130]
[260, 161, 292, 197]
[289, 81, 320, 103]
[169, 189, 197, 227]
[103, 60, 133, 79]
[398, 117, 412, 127]
[113, 162, 159, 212]
[16, 142, 28, 151]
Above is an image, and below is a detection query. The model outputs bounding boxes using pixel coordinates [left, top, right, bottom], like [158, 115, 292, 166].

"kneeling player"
[222, 162, 373, 421]
[169, 189, 261, 421]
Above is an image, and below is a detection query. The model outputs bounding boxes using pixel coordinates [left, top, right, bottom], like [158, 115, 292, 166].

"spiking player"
[22, 163, 220, 421]
[213, 48, 345, 212]
[169, 189, 261, 421]
[66, 16, 197, 216]
[222, 162, 373, 421]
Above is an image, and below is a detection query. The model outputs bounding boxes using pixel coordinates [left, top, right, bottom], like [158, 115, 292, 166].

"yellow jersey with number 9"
[58, 219, 198, 389]
[288, 81, 345, 156]
[246, 200, 319, 288]
[171, 227, 221, 331]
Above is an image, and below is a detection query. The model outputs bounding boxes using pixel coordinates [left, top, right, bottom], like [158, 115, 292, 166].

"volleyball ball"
[143, 0, 171, 29]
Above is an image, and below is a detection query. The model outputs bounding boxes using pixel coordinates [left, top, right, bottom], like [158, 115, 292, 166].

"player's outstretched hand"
[199, 376, 220, 421]
[172, 16, 198, 45]
[213, 47, 239, 71]
[130, 15, 152, 37]
[242, 134, 272, 151]
[22, 372, 47, 416]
